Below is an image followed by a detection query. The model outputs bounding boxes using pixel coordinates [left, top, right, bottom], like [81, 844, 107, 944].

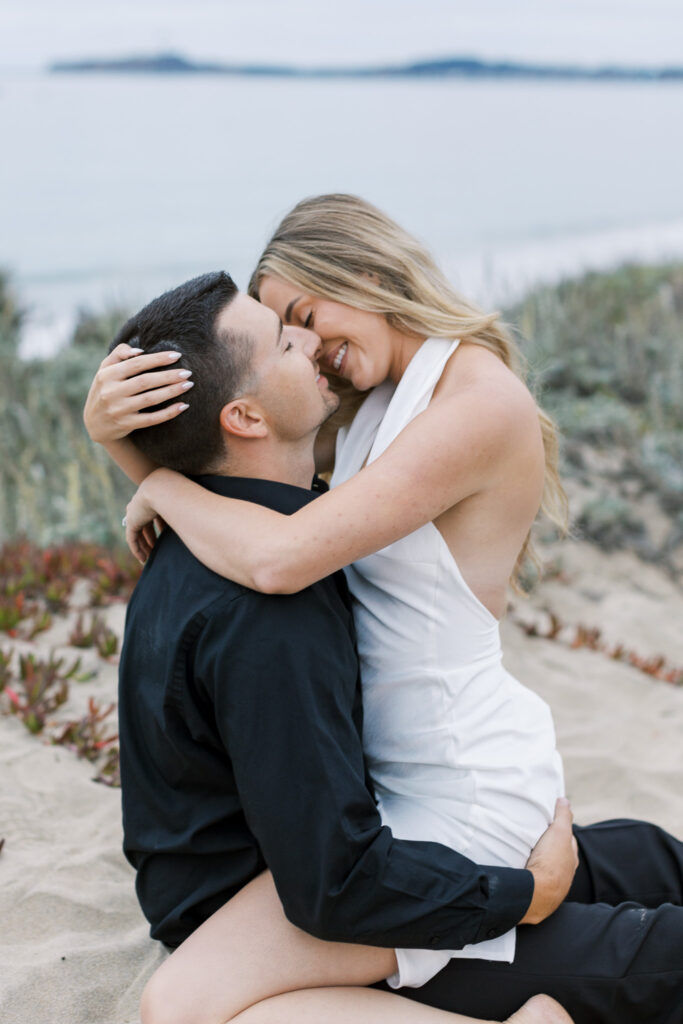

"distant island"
[49, 53, 683, 81]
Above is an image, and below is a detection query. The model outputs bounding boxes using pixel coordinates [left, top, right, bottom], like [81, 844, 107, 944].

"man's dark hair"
[110, 272, 252, 475]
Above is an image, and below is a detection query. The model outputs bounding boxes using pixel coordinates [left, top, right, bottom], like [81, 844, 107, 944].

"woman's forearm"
[135, 456, 425, 593]
[103, 438, 159, 486]
[132, 383, 524, 592]
[142, 470, 295, 591]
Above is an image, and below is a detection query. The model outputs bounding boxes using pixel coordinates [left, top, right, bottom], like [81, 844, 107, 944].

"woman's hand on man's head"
[83, 343, 192, 444]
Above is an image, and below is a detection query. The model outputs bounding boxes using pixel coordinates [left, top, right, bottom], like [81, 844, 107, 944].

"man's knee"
[570, 818, 683, 905]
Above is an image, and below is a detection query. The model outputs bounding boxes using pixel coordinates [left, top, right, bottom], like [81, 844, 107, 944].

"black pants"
[381, 820, 683, 1023]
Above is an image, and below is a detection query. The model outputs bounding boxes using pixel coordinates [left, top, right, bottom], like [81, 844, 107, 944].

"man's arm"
[195, 588, 569, 951]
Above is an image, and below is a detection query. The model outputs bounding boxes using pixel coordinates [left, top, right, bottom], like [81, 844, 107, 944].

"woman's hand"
[83, 342, 193, 444]
[125, 472, 169, 563]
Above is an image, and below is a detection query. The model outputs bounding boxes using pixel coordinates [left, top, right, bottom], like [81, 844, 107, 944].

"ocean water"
[1, 71, 682, 354]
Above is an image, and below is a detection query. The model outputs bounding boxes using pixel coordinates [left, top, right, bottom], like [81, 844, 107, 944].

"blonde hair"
[249, 193, 567, 585]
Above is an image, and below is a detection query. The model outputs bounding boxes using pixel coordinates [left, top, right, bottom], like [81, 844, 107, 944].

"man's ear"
[219, 399, 268, 439]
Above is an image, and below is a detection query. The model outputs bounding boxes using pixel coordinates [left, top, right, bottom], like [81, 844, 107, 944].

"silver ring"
[122, 516, 127, 528]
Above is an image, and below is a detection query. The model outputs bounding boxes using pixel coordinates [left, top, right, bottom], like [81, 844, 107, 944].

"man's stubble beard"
[319, 389, 341, 428]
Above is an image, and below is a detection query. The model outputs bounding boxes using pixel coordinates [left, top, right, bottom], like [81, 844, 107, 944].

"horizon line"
[46, 51, 683, 80]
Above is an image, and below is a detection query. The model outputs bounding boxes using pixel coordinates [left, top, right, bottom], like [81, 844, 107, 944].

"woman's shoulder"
[432, 341, 538, 439]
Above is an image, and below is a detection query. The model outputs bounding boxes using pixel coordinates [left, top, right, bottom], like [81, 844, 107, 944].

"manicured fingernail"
[181, 381, 194, 390]
[178, 402, 190, 411]
[178, 369, 192, 379]
[166, 351, 182, 361]
[129, 347, 143, 355]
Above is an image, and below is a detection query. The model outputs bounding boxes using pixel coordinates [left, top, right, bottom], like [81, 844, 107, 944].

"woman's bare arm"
[99, 438, 157, 487]
[126, 370, 538, 591]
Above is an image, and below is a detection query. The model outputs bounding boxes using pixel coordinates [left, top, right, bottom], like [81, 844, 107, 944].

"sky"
[2, 0, 683, 71]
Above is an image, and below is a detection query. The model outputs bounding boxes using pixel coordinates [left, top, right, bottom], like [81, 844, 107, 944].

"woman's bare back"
[430, 343, 545, 619]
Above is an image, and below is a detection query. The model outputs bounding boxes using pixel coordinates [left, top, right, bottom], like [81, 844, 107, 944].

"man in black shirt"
[98, 273, 683, 1024]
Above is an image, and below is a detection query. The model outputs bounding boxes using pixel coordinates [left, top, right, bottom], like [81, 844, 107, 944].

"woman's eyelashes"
[303, 310, 314, 329]
[284, 341, 293, 352]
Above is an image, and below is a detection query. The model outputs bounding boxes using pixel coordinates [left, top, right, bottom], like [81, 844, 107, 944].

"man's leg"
[569, 818, 683, 906]
[386, 898, 683, 1023]
[382, 819, 683, 1023]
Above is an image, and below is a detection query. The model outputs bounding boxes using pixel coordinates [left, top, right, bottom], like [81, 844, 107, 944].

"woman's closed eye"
[303, 310, 314, 329]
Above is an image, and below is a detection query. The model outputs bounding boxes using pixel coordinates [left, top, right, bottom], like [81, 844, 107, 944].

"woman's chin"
[348, 368, 381, 392]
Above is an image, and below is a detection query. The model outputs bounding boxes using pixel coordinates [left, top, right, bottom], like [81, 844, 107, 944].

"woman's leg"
[140, 871, 572, 1024]
[140, 870, 396, 1024]
[230, 988, 572, 1024]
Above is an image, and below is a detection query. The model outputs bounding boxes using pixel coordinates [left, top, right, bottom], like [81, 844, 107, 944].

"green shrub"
[0, 272, 131, 545]
[507, 263, 683, 562]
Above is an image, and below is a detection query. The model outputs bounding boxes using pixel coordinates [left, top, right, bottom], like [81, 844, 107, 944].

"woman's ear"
[219, 399, 268, 440]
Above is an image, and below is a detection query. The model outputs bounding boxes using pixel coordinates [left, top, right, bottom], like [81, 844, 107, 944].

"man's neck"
[209, 439, 317, 490]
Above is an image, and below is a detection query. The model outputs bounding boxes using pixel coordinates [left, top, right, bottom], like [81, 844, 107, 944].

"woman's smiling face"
[258, 275, 418, 392]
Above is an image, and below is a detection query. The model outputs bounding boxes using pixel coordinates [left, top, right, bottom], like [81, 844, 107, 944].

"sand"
[0, 603, 166, 1024]
[1, 539, 682, 1024]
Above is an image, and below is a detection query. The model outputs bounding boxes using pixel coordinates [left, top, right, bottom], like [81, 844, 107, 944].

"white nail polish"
[167, 351, 182, 361]
[178, 402, 190, 411]
[129, 347, 144, 355]
[178, 369, 192, 379]
[181, 381, 194, 390]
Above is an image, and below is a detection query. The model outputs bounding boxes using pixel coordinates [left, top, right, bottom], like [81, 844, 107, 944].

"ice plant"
[53, 697, 118, 762]
[512, 607, 683, 687]
[5, 653, 82, 734]
[93, 746, 121, 788]
[69, 613, 119, 660]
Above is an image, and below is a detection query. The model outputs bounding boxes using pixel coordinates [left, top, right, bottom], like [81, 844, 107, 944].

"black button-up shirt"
[119, 474, 533, 950]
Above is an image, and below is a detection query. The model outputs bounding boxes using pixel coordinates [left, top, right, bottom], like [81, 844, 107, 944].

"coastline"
[446, 214, 683, 309]
[18, 214, 683, 359]
[48, 53, 683, 82]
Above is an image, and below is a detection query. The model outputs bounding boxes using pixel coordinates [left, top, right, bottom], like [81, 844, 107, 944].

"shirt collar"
[193, 474, 326, 516]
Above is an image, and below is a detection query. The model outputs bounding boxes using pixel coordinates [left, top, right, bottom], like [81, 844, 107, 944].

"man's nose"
[302, 329, 322, 362]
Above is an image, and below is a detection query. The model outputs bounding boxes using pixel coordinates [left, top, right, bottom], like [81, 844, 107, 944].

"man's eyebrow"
[284, 296, 303, 323]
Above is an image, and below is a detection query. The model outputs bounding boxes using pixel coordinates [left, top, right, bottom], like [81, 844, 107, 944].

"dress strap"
[367, 339, 460, 465]
[331, 380, 396, 485]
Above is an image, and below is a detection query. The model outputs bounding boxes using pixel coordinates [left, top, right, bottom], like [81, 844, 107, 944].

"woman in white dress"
[85, 195, 573, 1024]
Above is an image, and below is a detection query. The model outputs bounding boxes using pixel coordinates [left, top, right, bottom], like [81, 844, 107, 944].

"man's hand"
[520, 798, 579, 925]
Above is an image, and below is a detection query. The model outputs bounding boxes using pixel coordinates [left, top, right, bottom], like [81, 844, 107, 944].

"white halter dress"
[330, 338, 564, 988]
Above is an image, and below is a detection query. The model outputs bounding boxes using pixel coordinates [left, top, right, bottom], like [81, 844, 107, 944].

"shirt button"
[429, 934, 441, 946]
[486, 929, 497, 939]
